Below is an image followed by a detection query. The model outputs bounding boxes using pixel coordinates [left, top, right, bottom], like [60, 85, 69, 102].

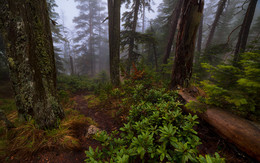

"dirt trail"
[29, 93, 119, 163]
[74, 94, 119, 132]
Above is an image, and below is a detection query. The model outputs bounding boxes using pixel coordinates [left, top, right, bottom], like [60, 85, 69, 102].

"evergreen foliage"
[47, 0, 66, 74]
[121, 0, 153, 70]
[73, 0, 107, 76]
[199, 50, 260, 120]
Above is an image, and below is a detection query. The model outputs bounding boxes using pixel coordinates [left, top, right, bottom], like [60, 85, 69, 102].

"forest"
[0, 0, 259, 162]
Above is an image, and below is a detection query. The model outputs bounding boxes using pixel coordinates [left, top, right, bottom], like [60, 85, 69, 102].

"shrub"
[57, 75, 95, 93]
[85, 89, 224, 162]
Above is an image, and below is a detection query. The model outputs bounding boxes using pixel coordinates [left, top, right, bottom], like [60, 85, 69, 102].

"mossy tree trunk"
[170, 0, 204, 89]
[108, 0, 120, 86]
[0, 0, 64, 129]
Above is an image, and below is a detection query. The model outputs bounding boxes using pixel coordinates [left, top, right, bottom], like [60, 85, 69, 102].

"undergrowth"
[84, 69, 224, 162]
[57, 71, 110, 94]
[197, 51, 260, 121]
[0, 108, 95, 161]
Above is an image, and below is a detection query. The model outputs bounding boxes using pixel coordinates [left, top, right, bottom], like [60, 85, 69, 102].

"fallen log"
[178, 91, 260, 161]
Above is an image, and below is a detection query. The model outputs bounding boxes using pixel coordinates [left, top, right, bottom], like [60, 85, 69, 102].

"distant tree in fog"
[73, 0, 106, 76]
[205, 0, 228, 48]
[234, 0, 258, 64]
[121, 0, 152, 75]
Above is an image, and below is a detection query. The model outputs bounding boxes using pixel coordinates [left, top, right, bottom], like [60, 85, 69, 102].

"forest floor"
[1, 90, 257, 163]
[28, 92, 255, 163]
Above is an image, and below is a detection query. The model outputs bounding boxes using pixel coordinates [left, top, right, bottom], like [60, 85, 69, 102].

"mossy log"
[178, 91, 260, 161]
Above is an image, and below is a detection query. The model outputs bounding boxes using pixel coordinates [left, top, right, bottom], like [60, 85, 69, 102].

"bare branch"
[226, 24, 242, 45]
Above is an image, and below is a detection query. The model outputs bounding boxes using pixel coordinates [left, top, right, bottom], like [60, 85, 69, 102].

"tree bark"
[162, 0, 183, 65]
[205, 0, 227, 48]
[170, 0, 204, 89]
[234, 0, 258, 63]
[0, 0, 64, 129]
[127, 0, 140, 75]
[108, 0, 121, 86]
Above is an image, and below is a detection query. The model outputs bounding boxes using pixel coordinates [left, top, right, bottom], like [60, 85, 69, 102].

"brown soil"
[4, 92, 121, 163]
[3, 91, 257, 163]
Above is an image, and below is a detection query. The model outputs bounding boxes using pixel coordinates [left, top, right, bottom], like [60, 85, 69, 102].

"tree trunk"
[152, 43, 158, 72]
[89, 5, 95, 77]
[195, 14, 203, 66]
[197, 14, 203, 53]
[0, 0, 64, 129]
[162, 0, 183, 65]
[149, 23, 158, 72]
[127, 0, 140, 75]
[205, 0, 227, 48]
[142, 2, 145, 33]
[234, 0, 258, 63]
[170, 0, 204, 89]
[70, 55, 74, 75]
[108, 0, 120, 86]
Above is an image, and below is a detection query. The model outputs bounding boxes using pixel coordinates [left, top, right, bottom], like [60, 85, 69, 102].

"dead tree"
[170, 0, 204, 89]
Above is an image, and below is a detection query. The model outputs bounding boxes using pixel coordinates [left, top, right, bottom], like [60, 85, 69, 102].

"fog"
[55, 0, 163, 31]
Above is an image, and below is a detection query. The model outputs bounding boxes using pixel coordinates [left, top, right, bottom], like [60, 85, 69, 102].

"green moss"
[7, 58, 14, 68]
[34, 16, 52, 75]
[185, 101, 207, 113]
[84, 95, 101, 108]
